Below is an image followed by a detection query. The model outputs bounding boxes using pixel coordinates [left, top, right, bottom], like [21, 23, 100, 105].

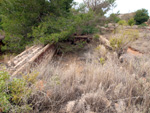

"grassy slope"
[30, 29, 150, 112]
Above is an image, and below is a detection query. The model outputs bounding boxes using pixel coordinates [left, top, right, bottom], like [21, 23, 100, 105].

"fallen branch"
[99, 35, 112, 50]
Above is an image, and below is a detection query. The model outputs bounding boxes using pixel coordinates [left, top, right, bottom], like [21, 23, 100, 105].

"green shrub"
[57, 41, 86, 53]
[0, 0, 109, 52]
[81, 25, 98, 34]
[0, 71, 38, 112]
[31, 10, 99, 45]
[0, 0, 74, 52]
[109, 13, 121, 23]
[75, 10, 99, 35]
[110, 38, 123, 49]
[118, 20, 127, 26]
[138, 23, 148, 28]
[93, 34, 100, 40]
[110, 29, 139, 56]
[134, 9, 149, 25]
[128, 18, 136, 26]
[99, 57, 105, 65]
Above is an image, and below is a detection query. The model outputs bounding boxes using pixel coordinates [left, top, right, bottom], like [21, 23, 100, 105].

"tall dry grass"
[28, 49, 150, 113]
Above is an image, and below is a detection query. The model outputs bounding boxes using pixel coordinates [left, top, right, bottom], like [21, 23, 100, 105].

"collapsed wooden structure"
[6, 35, 94, 76]
[7, 44, 55, 76]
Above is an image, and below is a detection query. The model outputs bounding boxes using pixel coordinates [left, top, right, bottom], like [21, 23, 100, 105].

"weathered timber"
[7, 44, 55, 76]
[99, 35, 112, 50]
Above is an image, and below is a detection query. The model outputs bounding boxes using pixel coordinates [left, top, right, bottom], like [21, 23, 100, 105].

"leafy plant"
[109, 13, 121, 23]
[110, 38, 123, 49]
[110, 29, 139, 57]
[128, 18, 136, 26]
[0, 71, 38, 112]
[100, 57, 105, 65]
[134, 9, 149, 25]
[138, 23, 148, 28]
[56, 41, 86, 53]
[118, 20, 127, 26]
[94, 34, 100, 40]
[0, 0, 73, 52]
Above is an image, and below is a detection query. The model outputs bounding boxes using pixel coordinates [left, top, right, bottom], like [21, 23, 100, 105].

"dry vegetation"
[1, 0, 150, 112]
[28, 38, 150, 113]
[1, 28, 150, 113]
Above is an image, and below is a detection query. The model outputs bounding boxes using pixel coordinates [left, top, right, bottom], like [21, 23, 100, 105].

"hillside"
[1, 26, 150, 112]
[0, 0, 150, 112]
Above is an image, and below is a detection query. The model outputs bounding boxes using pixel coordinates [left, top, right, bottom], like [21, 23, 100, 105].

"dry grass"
[28, 48, 150, 113]
[0, 53, 15, 63]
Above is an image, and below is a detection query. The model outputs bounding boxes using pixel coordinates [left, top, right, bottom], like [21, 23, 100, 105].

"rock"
[132, 25, 138, 29]
[108, 23, 114, 27]
[66, 101, 76, 112]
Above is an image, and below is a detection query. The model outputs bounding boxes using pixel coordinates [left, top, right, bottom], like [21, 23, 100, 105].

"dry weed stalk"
[28, 49, 150, 113]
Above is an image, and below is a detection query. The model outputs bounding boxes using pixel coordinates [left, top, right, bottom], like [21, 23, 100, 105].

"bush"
[56, 41, 86, 53]
[0, 71, 38, 112]
[75, 10, 99, 35]
[110, 38, 123, 49]
[134, 9, 149, 25]
[31, 9, 100, 45]
[0, 0, 103, 53]
[93, 34, 100, 40]
[99, 57, 105, 65]
[110, 29, 139, 57]
[81, 25, 98, 34]
[118, 20, 127, 25]
[138, 23, 148, 28]
[0, 0, 74, 52]
[109, 13, 121, 23]
[128, 18, 136, 26]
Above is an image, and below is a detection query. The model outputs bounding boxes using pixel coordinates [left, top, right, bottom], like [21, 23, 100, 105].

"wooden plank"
[13, 46, 43, 69]
[99, 35, 112, 50]
[12, 44, 55, 76]
[7, 45, 37, 66]
[13, 46, 43, 64]
[28, 44, 50, 63]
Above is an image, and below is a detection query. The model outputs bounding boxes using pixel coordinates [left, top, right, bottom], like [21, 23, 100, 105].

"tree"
[0, 0, 73, 52]
[0, 0, 116, 53]
[134, 9, 149, 25]
[109, 13, 121, 23]
[83, 0, 116, 15]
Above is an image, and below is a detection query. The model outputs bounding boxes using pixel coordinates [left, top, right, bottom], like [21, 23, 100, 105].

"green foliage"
[110, 38, 123, 49]
[0, 15, 2, 29]
[100, 57, 105, 65]
[30, 16, 77, 44]
[93, 34, 99, 40]
[31, 9, 99, 44]
[0, 0, 73, 52]
[1, 34, 31, 53]
[57, 41, 86, 53]
[128, 18, 136, 26]
[134, 9, 149, 25]
[109, 13, 121, 23]
[81, 25, 98, 34]
[0, 71, 38, 112]
[84, 0, 116, 15]
[0, 0, 112, 52]
[138, 23, 148, 28]
[110, 29, 139, 52]
[118, 20, 127, 25]
[0, 71, 10, 112]
[78, 11, 99, 35]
